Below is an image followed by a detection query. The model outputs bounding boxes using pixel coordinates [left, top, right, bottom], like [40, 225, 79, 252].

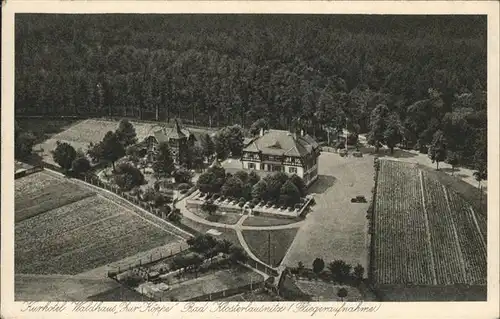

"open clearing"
[372, 159, 486, 286]
[15, 171, 183, 275]
[283, 152, 374, 272]
[242, 228, 299, 267]
[33, 118, 214, 166]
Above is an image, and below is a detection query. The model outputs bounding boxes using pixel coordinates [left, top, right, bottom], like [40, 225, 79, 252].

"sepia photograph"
[10, 12, 491, 304]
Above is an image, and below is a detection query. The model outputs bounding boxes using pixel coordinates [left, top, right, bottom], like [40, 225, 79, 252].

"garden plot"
[16, 193, 182, 275]
[156, 266, 264, 301]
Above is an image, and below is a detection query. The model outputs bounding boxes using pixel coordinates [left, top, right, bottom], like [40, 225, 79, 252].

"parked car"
[351, 195, 367, 203]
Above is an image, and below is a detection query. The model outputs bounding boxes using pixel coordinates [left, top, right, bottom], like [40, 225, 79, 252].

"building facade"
[241, 129, 320, 186]
[144, 119, 196, 164]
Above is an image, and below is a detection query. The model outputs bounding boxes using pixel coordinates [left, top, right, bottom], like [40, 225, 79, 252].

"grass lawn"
[242, 228, 299, 267]
[158, 265, 264, 301]
[180, 218, 241, 248]
[242, 215, 300, 227]
[283, 152, 373, 272]
[16, 118, 81, 144]
[293, 280, 364, 301]
[192, 208, 242, 225]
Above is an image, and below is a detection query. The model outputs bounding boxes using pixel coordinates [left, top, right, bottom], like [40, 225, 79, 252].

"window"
[248, 163, 255, 169]
[289, 167, 297, 174]
[272, 165, 282, 172]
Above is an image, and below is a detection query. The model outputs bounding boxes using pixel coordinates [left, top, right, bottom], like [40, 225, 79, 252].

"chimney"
[260, 128, 264, 137]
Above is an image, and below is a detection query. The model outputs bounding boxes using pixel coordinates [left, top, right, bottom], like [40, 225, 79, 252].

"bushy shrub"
[248, 203, 255, 209]
[253, 210, 260, 216]
[213, 194, 220, 200]
[252, 198, 260, 205]
[177, 183, 190, 191]
[238, 202, 245, 207]
[259, 200, 266, 206]
[288, 206, 294, 212]
[142, 187, 156, 202]
[294, 203, 302, 209]
[239, 197, 246, 202]
[114, 163, 146, 191]
[154, 193, 167, 207]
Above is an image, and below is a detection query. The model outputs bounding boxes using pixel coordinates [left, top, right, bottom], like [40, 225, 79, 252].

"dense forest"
[15, 14, 487, 169]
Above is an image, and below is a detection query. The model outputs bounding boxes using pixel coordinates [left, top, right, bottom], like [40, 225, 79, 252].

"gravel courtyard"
[282, 152, 375, 275]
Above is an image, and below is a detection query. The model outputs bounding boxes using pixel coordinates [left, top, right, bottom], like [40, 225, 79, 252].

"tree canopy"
[15, 15, 486, 169]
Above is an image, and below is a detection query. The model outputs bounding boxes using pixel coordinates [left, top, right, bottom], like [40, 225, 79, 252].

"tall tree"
[280, 180, 301, 206]
[428, 130, 447, 170]
[52, 141, 77, 172]
[367, 104, 389, 152]
[99, 131, 125, 171]
[200, 133, 215, 163]
[445, 151, 460, 175]
[383, 114, 403, 154]
[115, 119, 138, 147]
[152, 142, 175, 178]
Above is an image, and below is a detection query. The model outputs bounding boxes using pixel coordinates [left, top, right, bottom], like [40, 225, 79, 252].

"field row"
[446, 189, 487, 285]
[372, 160, 487, 286]
[16, 208, 179, 275]
[15, 172, 182, 275]
[15, 172, 96, 222]
[422, 173, 465, 284]
[15, 196, 124, 247]
[373, 160, 433, 285]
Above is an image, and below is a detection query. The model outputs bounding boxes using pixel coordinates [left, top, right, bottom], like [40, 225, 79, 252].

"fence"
[107, 242, 190, 278]
[41, 160, 202, 240]
[245, 258, 279, 277]
[186, 280, 265, 301]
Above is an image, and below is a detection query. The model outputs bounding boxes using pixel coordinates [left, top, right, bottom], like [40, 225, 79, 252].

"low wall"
[14, 166, 43, 179]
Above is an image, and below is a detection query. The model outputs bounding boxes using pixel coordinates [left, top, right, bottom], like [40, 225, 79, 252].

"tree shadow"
[368, 148, 419, 159]
[456, 173, 470, 179]
[308, 175, 337, 194]
[440, 167, 460, 174]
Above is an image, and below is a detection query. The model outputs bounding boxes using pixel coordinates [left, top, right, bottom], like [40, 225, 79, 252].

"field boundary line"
[100, 195, 187, 241]
[468, 206, 487, 253]
[442, 186, 468, 283]
[43, 168, 192, 239]
[419, 170, 438, 285]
